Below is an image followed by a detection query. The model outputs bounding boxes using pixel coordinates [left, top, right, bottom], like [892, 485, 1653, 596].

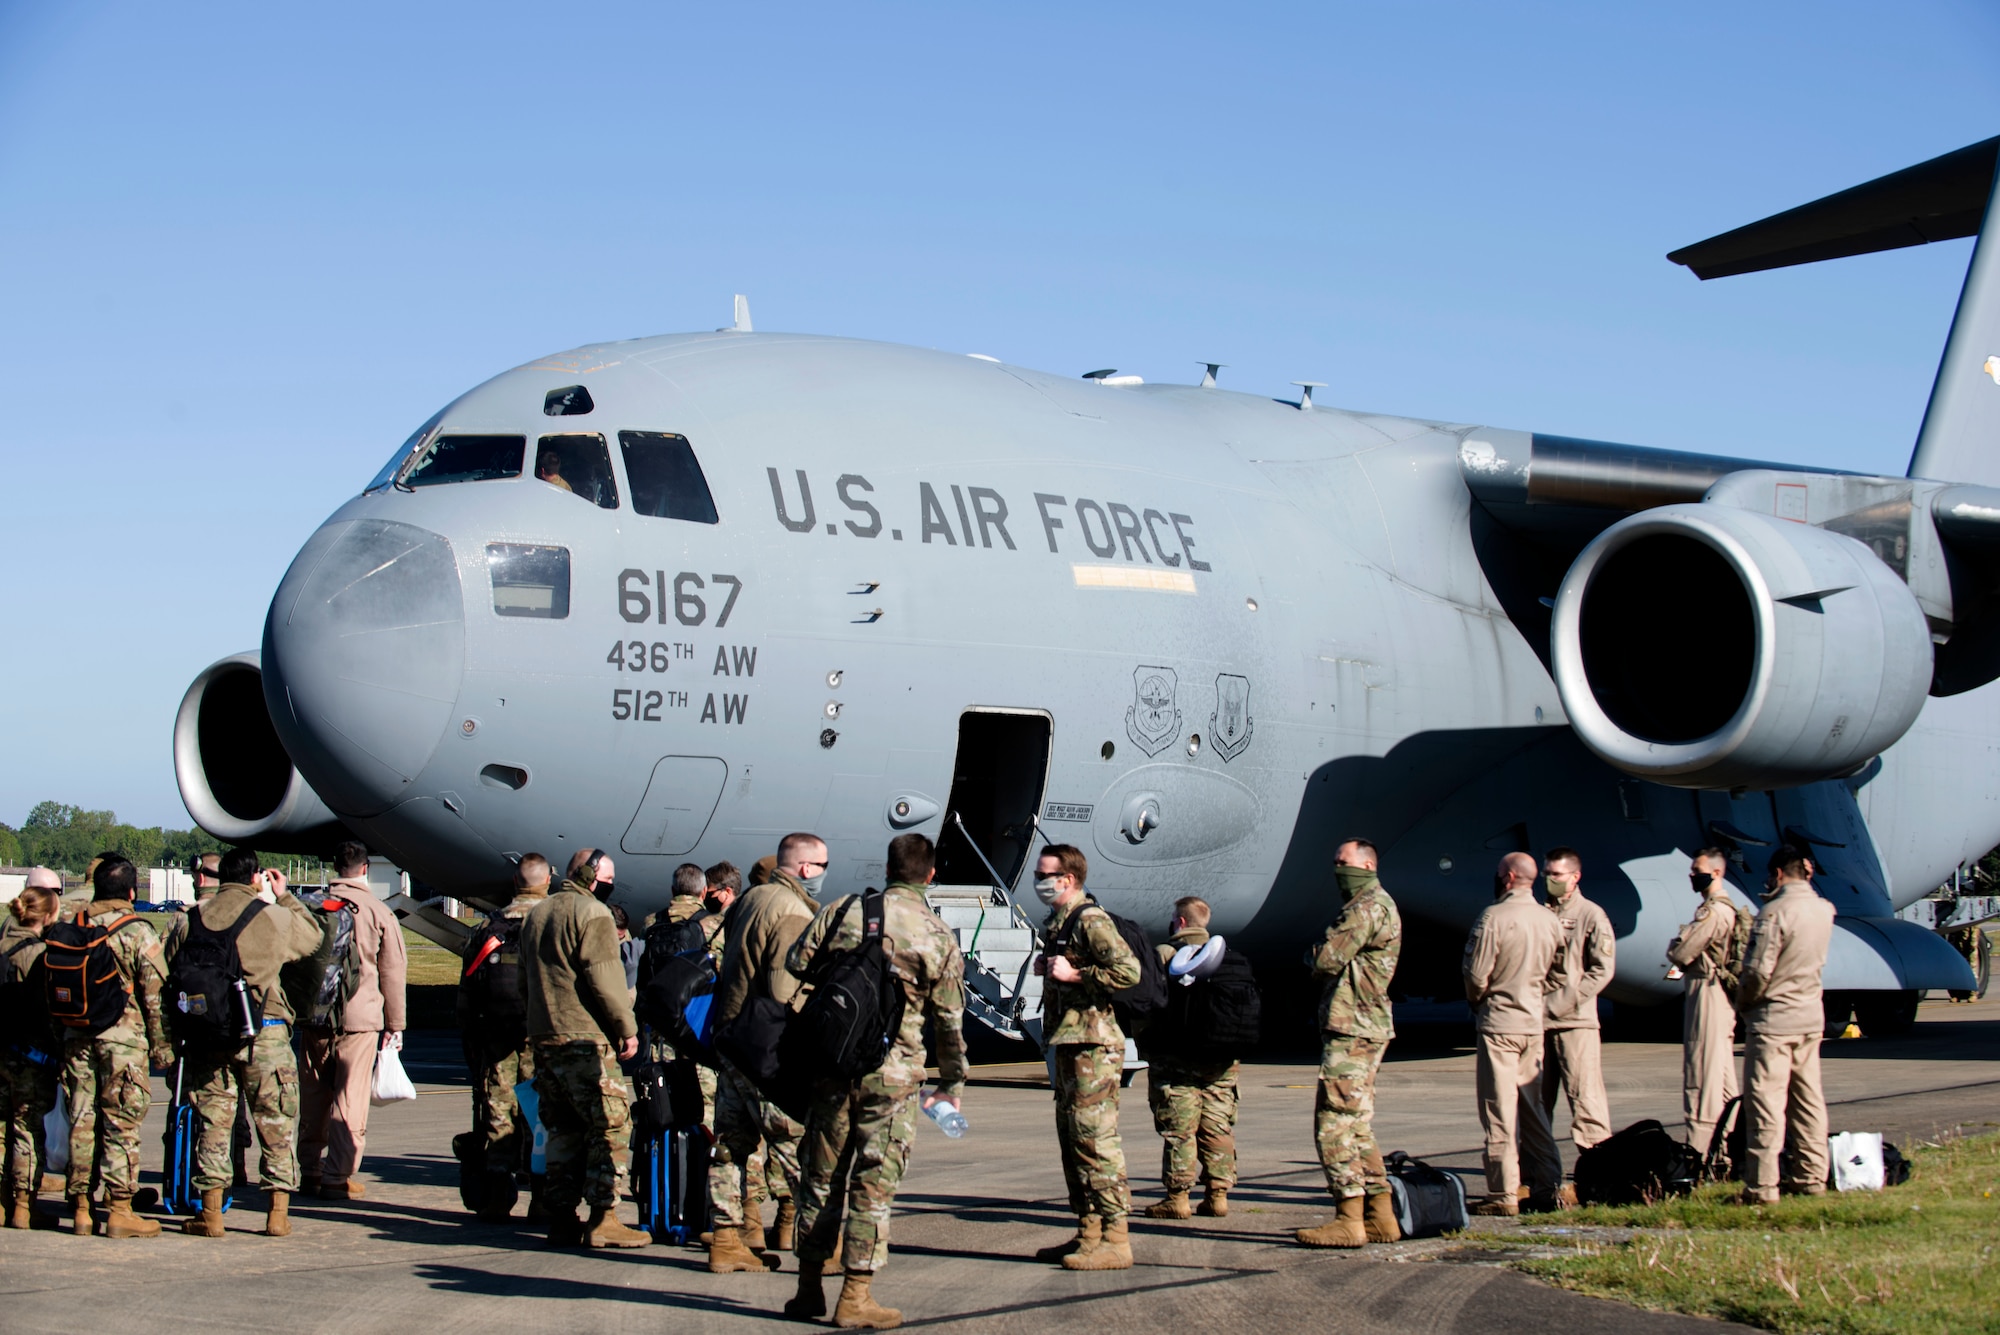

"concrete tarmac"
[2, 994, 1994, 1333]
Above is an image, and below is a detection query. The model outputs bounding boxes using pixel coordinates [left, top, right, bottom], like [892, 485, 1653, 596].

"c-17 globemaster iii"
[176, 137, 2000, 1045]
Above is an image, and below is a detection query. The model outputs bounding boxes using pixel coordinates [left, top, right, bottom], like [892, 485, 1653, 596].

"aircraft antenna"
[732, 294, 753, 333]
[1199, 362, 1226, 388]
[1291, 380, 1326, 411]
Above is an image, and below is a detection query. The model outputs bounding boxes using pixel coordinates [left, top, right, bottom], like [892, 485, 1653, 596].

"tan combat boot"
[783, 1256, 828, 1321]
[1033, 1214, 1100, 1263]
[5, 1190, 30, 1230]
[772, 1198, 797, 1251]
[71, 1196, 93, 1236]
[743, 1194, 768, 1252]
[1363, 1191, 1400, 1243]
[583, 1206, 652, 1249]
[1063, 1215, 1132, 1270]
[183, 1189, 226, 1237]
[1198, 1186, 1229, 1218]
[1296, 1193, 1367, 1247]
[708, 1224, 774, 1273]
[264, 1190, 292, 1237]
[104, 1196, 161, 1239]
[833, 1270, 902, 1329]
[1472, 1194, 1519, 1217]
[1144, 1189, 1192, 1219]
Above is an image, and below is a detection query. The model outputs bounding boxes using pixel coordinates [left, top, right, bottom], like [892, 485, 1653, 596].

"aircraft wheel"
[1852, 989, 1920, 1038]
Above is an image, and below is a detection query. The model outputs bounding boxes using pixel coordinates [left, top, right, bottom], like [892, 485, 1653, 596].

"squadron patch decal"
[1210, 673, 1254, 762]
[1125, 666, 1181, 758]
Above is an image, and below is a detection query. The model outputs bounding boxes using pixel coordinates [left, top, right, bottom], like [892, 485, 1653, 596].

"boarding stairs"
[926, 885, 1046, 1047]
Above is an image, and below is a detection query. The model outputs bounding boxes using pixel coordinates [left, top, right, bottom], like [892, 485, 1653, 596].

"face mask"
[1690, 871, 1713, 893]
[1544, 875, 1574, 901]
[800, 872, 827, 897]
[1334, 865, 1377, 899]
[593, 880, 615, 902]
[1034, 876, 1062, 906]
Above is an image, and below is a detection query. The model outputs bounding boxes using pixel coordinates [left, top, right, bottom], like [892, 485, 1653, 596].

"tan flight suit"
[1463, 889, 1562, 1202]
[1666, 885, 1744, 1153]
[1540, 888, 1614, 1152]
[1735, 879, 1834, 1199]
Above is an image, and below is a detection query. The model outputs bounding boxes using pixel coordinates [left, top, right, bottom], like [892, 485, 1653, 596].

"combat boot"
[1063, 1215, 1132, 1270]
[1144, 1190, 1192, 1219]
[264, 1190, 292, 1237]
[833, 1270, 902, 1329]
[4, 1190, 28, 1230]
[70, 1196, 93, 1235]
[783, 1256, 828, 1321]
[1198, 1186, 1229, 1218]
[547, 1208, 585, 1247]
[104, 1196, 161, 1239]
[1295, 1193, 1367, 1248]
[1033, 1214, 1100, 1262]
[744, 1194, 768, 1252]
[1363, 1190, 1400, 1243]
[708, 1224, 775, 1273]
[773, 1198, 797, 1251]
[183, 1189, 226, 1237]
[1472, 1194, 1519, 1217]
[584, 1206, 652, 1249]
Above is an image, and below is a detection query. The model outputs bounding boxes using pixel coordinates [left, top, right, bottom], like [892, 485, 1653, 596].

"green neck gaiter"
[1335, 866, 1379, 900]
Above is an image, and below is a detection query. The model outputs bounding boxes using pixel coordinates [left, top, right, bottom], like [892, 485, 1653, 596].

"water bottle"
[924, 1094, 968, 1139]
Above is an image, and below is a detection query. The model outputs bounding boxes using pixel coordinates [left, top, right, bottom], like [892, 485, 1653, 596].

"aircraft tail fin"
[1667, 136, 2000, 486]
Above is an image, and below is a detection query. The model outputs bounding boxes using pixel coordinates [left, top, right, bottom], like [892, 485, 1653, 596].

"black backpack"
[1574, 1118, 1703, 1205]
[0, 938, 55, 1058]
[636, 909, 721, 1066]
[777, 891, 906, 1086]
[165, 900, 267, 1054]
[1146, 947, 1262, 1061]
[1051, 897, 1168, 1031]
[283, 890, 363, 1030]
[460, 913, 529, 1050]
[43, 911, 144, 1037]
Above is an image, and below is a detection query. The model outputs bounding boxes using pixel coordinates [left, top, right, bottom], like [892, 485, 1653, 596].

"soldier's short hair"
[705, 861, 742, 893]
[672, 862, 706, 898]
[1692, 846, 1729, 868]
[1039, 843, 1088, 885]
[1338, 836, 1379, 863]
[1544, 846, 1582, 873]
[1173, 896, 1210, 929]
[92, 855, 138, 900]
[333, 840, 370, 877]
[517, 853, 551, 888]
[218, 846, 260, 886]
[887, 832, 935, 886]
[749, 854, 777, 887]
[1767, 844, 1813, 879]
[776, 832, 826, 872]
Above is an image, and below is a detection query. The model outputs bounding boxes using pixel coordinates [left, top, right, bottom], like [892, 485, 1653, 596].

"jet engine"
[173, 652, 351, 850]
[1549, 503, 1933, 790]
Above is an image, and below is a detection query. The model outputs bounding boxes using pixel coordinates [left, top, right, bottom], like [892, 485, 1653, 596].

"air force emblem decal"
[1125, 666, 1181, 757]
[1210, 673, 1254, 762]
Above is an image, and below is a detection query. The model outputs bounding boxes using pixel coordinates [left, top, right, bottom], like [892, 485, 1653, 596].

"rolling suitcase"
[634, 1122, 711, 1244]
[160, 1059, 230, 1217]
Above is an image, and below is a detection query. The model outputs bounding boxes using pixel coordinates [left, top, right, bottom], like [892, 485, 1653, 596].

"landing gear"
[1852, 989, 1921, 1038]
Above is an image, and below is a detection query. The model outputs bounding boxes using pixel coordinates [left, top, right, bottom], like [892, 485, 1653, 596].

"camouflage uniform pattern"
[58, 905, 169, 1200]
[1146, 1055, 1238, 1192]
[1041, 899, 1141, 1047]
[1053, 1042, 1129, 1221]
[531, 1038, 632, 1210]
[709, 1061, 801, 1227]
[1306, 875, 1401, 1199]
[187, 1023, 301, 1191]
[470, 1042, 536, 1174]
[1, 921, 57, 1195]
[785, 882, 968, 1272]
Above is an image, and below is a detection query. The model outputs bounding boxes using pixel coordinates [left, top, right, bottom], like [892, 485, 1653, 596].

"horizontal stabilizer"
[1668, 136, 1999, 279]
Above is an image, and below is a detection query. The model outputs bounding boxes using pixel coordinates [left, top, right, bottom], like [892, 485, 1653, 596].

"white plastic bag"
[1830, 1131, 1886, 1191]
[370, 1044, 418, 1105]
[43, 1101, 70, 1174]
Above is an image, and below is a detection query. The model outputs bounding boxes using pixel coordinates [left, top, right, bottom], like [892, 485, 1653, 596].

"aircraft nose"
[261, 517, 466, 818]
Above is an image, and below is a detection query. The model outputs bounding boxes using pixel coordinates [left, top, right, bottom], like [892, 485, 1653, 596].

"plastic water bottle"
[924, 1095, 968, 1139]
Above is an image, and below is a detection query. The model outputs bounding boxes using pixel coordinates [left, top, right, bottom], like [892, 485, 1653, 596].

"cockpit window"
[487, 543, 570, 618]
[405, 435, 525, 488]
[620, 431, 720, 524]
[536, 433, 619, 509]
[363, 408, 447, 493]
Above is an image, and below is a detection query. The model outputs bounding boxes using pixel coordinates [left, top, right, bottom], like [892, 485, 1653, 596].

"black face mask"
[593, 880, 615, 902]
[1690, 872, 1713, 892]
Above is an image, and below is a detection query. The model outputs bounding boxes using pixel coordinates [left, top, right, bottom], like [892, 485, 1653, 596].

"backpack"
[0, 938, 55, 1058]
[42, 911, 144, 1037]
[636, 909, 722, 1066]
[777, 891, 906, 1085]
[1147, 947, 1262, 1061]
[460, 913, 529, 1051]
[1051, 898, 1168, 1031]
[165, 900, 267, 1055]
[1574, 1118, 1703, 1205]
[1714, 902, 1754, 992]
[283, 890, 363, 1030]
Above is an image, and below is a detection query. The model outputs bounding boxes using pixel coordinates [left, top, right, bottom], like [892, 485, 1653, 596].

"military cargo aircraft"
[175, 137, 2000, 1042]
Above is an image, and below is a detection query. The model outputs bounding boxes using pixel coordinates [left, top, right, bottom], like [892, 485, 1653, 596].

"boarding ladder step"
[927, 886, 1045, 1047]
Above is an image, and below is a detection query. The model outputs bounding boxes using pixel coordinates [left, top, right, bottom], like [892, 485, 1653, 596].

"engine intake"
[1551, 504, 1933, 789]
[174, 652, 351, 850]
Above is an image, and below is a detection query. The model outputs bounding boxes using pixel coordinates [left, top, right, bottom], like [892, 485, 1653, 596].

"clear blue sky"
[2, 1, 1996, 829]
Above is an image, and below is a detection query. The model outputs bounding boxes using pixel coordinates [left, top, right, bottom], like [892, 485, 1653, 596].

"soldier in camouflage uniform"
[780, 832, 969, 1328]
[521, 849, 649, 1248]
[1297, 838, 1403, 1248]
[180, 850, 325, 1239]
[456, 853, 550, 1220]
[1033, 844, 1142, 1271]
[1142, 896, 1239, 1220]
[53, 857, 172, 1239]
[1, 875, 62, 1229]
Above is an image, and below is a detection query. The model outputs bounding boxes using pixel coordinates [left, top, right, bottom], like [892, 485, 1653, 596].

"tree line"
[2, 801, 322, 883]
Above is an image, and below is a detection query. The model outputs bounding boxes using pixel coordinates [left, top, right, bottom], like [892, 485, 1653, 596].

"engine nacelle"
[1550, 504, 1933, 789]
[174, 652, 352, 851]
